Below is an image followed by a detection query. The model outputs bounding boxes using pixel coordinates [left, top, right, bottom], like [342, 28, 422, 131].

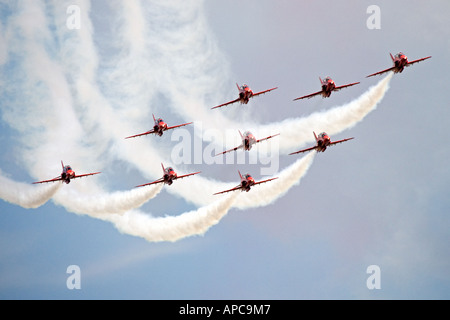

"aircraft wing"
[125, 129, 156, 139]
[252, 87, 278, 97]
[215, 144, 244, 156]
[174, 171, 201, 180]
[135, 177, 165, 188]
[73, 172, 101, 179]
[329, 137, 354, 146]
[166, 122, 193, 131]
[253, 177, 278, 186]
[211, 98, 241, 110]
[213, 185, 243, 195]
[256, 133, 280, 143]
[288, 145, 317, 155]
[406, 56, 432, 67]
[32, 176, 63, 184]
[366, 66, 395, 78]
[334, 82, 360, 91]
[293, 90, 323, 101]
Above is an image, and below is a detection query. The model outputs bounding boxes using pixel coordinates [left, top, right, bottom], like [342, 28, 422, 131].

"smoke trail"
[0, 1, 391, 244]
[265, 73, 394, 153]
[84, 152, 313, 243]
[0, 0, 92, 175]
[52, 183, 163, 216]
[128, 1, 393, 153]
[0, 172, 61, 209]
[106, 192, 239, 242]
[103, 74, 391, 209]
[232, 152, 316, 209]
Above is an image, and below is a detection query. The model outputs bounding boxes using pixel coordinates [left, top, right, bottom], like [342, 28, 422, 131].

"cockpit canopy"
[324, 76, 332, 82]
[157, 118, 164, 123]
[242, 84, 249, 89]
[243, 131, 253, 137]
[396, 52, 405, 58]
[244, 174, 253, 180]
[318, 132, 328, 138]
[166, 167, 174, 172]
[65, 166, 72, 171]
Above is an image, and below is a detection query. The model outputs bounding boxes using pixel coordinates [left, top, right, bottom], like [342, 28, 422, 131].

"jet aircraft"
[289, 132, 354, 155]
[213, 171, 278, 195]
[211, 83, 278, 110]
[32, 161, 101, 184]
[293, 77, 360, 101]
[135, 163, 200, 187]
[366, 52, 431, 78]
[125, 114, 192, 139]
[215, 130, 280, 156]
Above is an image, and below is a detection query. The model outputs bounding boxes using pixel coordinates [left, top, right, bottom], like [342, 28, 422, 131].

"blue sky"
[0, 0, 449, 300]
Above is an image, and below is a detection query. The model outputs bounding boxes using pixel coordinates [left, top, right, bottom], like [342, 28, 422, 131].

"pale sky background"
[0, 0, 449, 300]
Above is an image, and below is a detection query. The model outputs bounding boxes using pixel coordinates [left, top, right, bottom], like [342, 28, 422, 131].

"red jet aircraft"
[211, 83, 278, 110]
[289, 132, 354, 155]
[32, 161, 101, 184]
[135, 163, 200, 187]
[366, 52, 431, 78]
[215, 130, 280, 156]
[213, 171, 278, 195]
[125, 114, 192, 139]
[293, 77, 360, 101]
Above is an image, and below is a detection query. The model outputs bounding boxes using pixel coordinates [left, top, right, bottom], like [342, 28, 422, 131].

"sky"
[0, 0, 449, 300]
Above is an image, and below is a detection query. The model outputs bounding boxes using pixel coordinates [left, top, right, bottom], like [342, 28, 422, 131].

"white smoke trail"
[122, 1, 393, 154]
[0, 0, 390, 212]
[85, 152, 313, 242]
[265, 73, 394, 153]
[0, 172, 61, 209]
[231, 152, 316, 209]
[52, 183, 163, 216]
[0, 0, 91, 176]
[105, 191, 239, 242]
[96, 68, 391, 209]
[0, 1, 391, 244]
[0, 1, 161, 218]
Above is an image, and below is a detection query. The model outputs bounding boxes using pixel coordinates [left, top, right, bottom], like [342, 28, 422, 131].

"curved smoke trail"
[0, 172, 61, 209]
[106, 192, 239, 242]
[92, 152, 314, 242]
[0, 1, 392, 243]
[52, 183, 164, 216]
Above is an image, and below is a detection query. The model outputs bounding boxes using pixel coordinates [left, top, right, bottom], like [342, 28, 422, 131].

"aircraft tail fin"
[390, 53, 395, 62]
[238, 170, 243, 181]
[313, 131, 318, 142]
[161, 163, 165, 173]
[238, 130, 244, 140]
[319, 77, 323, 84]
[236, 83, 241, 91]
[61, 160, 64, 170]
[152, 114, 156, 123]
